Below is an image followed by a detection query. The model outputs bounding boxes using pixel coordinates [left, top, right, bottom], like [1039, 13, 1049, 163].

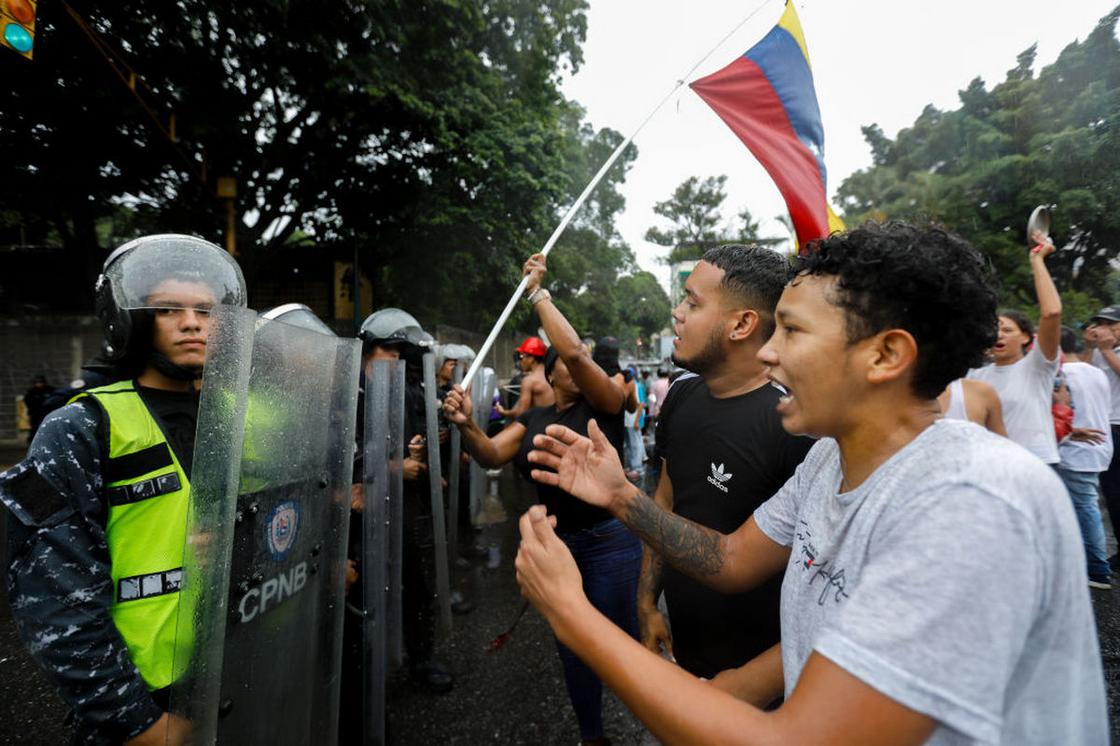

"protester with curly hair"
[515, 222, 1106, 745]
[967, 231, 1062, 463]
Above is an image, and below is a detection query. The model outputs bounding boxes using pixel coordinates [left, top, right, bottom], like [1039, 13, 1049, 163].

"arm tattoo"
[624, 489, 724, 577]
[636, 547, 664, 605]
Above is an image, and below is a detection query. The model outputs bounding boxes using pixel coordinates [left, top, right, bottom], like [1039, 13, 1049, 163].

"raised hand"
[442, 384, 473, 425]
[1030, 229, 1055, 259]
[527, 419, 632, 511]
[523, 252, 547, 294]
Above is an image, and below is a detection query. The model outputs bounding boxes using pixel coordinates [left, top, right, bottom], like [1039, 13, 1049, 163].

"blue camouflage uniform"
[1, 400, 163, 744]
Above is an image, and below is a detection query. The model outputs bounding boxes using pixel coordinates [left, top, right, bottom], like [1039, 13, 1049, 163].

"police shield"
[359, 358, 406, 746]
[421, 351, 453, 634]
[168, 305, 361, 745]
[468, 366, 497, 523]
[446, 362, 464, 561]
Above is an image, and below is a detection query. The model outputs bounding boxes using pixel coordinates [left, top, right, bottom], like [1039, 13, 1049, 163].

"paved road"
[1, 450, 1118, 743]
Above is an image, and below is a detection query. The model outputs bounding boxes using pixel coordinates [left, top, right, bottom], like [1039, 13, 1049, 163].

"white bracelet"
[526, 287, 551, 306]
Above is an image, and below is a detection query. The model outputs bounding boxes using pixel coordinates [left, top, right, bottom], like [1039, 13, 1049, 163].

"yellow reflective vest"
[74, 381, 192, 691]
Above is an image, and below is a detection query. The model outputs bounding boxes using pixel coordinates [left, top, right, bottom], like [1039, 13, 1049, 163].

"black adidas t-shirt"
[516, 399, 625, 534]
[655, 374, 813, 678]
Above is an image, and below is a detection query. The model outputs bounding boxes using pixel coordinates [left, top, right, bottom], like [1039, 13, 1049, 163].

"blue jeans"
[1057, 467, 1112, 581]
[555, 518, 642, 740]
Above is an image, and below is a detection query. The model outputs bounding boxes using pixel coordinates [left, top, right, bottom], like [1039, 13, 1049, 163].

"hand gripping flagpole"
[460, 0, 778, 390]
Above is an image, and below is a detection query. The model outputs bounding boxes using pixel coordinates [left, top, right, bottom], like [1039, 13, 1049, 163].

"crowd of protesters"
[1, 221, 1115, 744]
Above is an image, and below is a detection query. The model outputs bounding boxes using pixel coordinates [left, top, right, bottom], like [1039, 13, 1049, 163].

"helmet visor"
[105, 235, 247, 313]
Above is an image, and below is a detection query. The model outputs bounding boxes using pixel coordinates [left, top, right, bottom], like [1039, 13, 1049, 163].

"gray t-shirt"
[754, 419, 1107, 744]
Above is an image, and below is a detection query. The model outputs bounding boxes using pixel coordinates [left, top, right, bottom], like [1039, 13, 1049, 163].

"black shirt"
[137, 385, 201, 477]
[656, 374, 814, 679]
[515, 399, 625, 533]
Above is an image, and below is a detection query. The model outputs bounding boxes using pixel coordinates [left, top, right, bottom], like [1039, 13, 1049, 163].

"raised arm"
[443, 384, 524, 468]
[523, 254, 626, 415]
[1030, 231, 1061, 361]
[528, 420, 790, 594]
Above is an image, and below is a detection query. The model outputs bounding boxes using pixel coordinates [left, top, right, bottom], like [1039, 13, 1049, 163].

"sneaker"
[1089, 577, 1112, 590]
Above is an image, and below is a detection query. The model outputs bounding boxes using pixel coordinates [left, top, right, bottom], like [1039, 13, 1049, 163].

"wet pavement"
[1, 446, 1120, 743]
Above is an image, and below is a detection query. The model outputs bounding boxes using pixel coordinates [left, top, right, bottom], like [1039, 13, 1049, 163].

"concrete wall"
[0, 315, 104, 444]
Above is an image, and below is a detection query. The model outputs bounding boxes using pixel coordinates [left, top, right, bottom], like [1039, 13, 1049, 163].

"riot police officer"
[339, 308, 450, 743]
[0, 235, 246, 745]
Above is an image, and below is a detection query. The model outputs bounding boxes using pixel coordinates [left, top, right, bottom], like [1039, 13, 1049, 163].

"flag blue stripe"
[744, 27, 827, 188]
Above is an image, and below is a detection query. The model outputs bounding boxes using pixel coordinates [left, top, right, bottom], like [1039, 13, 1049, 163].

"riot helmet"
[358, 307, 422, 349]
[436, 343, 475, 370]
[95, 234, 246, 374]
[401, 328, 436, 371]
[261, 303, 336, 337]
[407, 327, 435, 348]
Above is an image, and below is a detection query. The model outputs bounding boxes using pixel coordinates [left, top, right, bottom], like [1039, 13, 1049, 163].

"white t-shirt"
[1090, 348, 1120, 424]
[969, 344, 1060, 463]
[1059, 361, 1114, 473]
[754, 420, 1107, 745]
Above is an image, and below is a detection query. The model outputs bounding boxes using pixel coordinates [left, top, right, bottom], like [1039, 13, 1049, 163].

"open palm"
[527, 419, 631, 510]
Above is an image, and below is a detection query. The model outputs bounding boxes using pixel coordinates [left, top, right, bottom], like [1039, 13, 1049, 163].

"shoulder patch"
[0, 464, 74, 527]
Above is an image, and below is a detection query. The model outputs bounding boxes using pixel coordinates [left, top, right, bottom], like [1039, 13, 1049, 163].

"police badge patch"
[266, 501, 300, 561]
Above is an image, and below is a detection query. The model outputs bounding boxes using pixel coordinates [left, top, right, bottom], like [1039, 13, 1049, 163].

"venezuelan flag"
[691, 1, 844, 248]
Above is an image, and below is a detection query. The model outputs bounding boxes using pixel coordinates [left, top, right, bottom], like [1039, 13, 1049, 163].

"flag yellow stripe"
[777, 1, 811, 69]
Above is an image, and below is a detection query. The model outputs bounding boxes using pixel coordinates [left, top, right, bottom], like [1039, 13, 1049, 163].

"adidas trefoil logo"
[707, 462, 733, 493]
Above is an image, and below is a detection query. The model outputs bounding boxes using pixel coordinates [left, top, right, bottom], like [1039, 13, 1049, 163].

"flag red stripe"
[690, 55, 828, 245]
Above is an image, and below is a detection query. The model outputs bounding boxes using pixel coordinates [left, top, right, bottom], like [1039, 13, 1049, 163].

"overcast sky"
[560, 0, 1119, 294]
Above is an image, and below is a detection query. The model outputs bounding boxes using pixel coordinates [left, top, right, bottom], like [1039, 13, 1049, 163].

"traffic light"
[1, 0, 36, 60]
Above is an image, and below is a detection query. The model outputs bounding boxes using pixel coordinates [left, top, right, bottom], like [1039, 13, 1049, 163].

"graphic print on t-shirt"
[707, 462, 733, 492]
[794, 520, 849, 606]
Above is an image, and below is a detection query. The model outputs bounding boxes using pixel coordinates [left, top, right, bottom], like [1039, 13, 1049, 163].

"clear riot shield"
[361, 359, 405, 746]
[446, 363, 464, 562]
[421, 353, 453, 635]
[468, 367, 498, 524]
[385, 363, 406, 670]
[169, 305, 361, 745]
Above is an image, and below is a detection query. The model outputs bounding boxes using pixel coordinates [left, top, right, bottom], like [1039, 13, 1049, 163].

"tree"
[532, 105, 670, 351]
[645, 175, 731, 263]
[0, 0, 591, 323]
[645, 175, 783, 264]
[836, 6, 1120, 319]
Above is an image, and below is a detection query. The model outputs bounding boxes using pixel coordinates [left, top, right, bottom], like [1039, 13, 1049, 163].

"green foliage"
[0, 0, 650, 330]
[646, 175, 731, 263]
[836, 6, 1120, 320]
[646, 175, 783, 264]
[530, 105, 671, 352]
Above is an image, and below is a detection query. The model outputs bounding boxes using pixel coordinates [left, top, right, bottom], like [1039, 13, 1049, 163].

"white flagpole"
[460, 0, 777, 389]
